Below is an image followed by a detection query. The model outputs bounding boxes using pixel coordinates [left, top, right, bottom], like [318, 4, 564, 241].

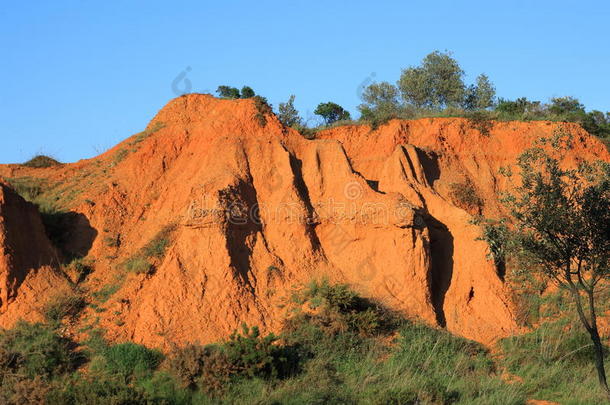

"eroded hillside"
[1, 94, 608, 348]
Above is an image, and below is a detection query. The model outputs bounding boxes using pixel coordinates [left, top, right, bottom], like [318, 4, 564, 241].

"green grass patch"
[128, 121, 166, 146]
[121, 224, 176, 274]
[499, 318, 609, 404]
[43, 290, 86, 323]
[91, 278, 124, 303]
[111, 149, 129, 166]
[4, 176, 46, 201]
[123, 255, 152, 274]
[4, 176, 85, 256]
[109, 121, 167, 168]
[90, 342, 163, 383]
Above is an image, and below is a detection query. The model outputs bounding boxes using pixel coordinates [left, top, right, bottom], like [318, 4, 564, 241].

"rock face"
[0, 181, 66, 324]
[0, 94, 607, 347]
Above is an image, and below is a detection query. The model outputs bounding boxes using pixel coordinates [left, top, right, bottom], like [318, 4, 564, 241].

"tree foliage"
[491, 132, 610, 396]
[495, 97, 543, 117]
[493, 96, 610, 138]
[358, 81, 402, 125]
[548, 96, 585, 117]
[216, 85, 241, 99]
[464, 74, 496, 110]
[216, 85, 257, 99]
[278, 95, 301, 127]
[240, 86, 255, 99]
[314, 102, 351, 125]
[398, 51, 465, 109]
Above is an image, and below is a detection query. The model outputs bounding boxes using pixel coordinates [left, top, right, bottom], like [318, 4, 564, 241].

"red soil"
[0, 94, 607, 348]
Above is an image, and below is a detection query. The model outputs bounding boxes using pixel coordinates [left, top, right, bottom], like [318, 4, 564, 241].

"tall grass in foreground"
[501, 318, 610, 404]
[2, 280, 609, 404]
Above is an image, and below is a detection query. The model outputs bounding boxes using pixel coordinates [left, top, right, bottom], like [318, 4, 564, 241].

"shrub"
[0, 375, 50, 405]
[43, 290, 86, 323]
[581, 110, 610, 138]
[358, 81, 403, 128]
[448, 180, 482, 213]
[494, 97, 545, 120]
[464, 110, 494, 136]
[253, 95, 272, 127]
[469, 73, 496, 110]
[547, 96, 585, 117]
[196, 346, 235, 394]
[293, 123, 318, 139]
[165, 344, 211, 388]
[139, 371, 193, 404]
[167, 343, 248, 395]
[22, 155, 61, 168]
[81, 327, 111, 359]
[47, 374, 147, 404]
[222, 324, 288, 379]
[303, 279, 360, 310]
[165, 325, 299, 395]
[216, 85, 258, 100]
[0, 321, 76, 380]
[290, 279, 395, 337]
[91, 342, 163, 383]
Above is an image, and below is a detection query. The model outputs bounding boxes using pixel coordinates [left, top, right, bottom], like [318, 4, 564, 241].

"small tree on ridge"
[314, 102, 351, 125]
[278, 95, 301, 127]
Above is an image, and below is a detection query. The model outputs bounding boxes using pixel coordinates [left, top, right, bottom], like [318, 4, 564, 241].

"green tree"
[493, 133, 610, 397]
[358, 81, 403, 125]
[582, 110, 610, 138]
[397, 67, 430, 108]
[473, 74, 496, 110]
[240, 86, 256, 99]
[360, 81, 400, 107]
[398, 51, 465, 109]
[216, 86, 241, 99]
[495, 97, 542, 118]
[548, 96, 585, 117]
[277, 95, 301, 127]
[314, 102, 351, 125]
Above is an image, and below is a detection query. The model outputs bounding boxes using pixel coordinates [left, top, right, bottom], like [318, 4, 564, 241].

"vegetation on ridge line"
[268, 50, 610, 139]
[22, 155, 62, 168]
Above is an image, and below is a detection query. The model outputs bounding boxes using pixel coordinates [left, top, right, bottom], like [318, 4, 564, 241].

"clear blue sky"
[1, 0, 609, 163]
